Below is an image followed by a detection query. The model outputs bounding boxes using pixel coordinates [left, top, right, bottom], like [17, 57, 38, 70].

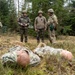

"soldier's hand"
[44, 28, 46, 31]
[20, 23, 23, 26]
[25, 24, 28, 26]
[35, 29, 37, 31]
[22, 23, 25, 26]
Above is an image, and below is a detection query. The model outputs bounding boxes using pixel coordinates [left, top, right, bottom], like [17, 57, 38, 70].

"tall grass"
[0, 34, 75, 75]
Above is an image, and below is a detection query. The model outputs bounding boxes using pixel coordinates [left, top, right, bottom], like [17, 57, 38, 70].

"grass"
[0, 33, 75, 75]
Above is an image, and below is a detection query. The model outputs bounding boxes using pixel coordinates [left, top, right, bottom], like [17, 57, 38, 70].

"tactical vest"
[20, 16, 29, 24]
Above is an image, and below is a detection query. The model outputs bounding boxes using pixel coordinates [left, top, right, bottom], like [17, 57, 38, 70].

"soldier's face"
[48, 12, 50, 15]
[48, 12, 53, 16]
[39, 13, 42, 17]
[23, 13, 27, 16]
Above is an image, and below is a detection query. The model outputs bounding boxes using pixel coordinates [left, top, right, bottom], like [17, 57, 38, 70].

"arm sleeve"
[34, 18, 37, 29]
[18, 18, 22, 25]
[0, 22, 3, 27]
[53, 15, 58, 25]
[27, 17, 30, 26]
[44, 17, 47, 29]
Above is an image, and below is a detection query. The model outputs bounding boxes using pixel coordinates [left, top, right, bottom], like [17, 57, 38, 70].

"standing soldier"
[47, 9, 58, 44]
[34, 10, 47, 43]
[18, 10, 30, 43]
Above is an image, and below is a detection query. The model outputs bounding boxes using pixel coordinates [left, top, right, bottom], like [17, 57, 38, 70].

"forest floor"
[0, 33, 75, 75]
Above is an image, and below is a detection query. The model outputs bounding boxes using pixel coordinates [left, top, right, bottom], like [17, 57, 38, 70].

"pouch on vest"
[36, 17, 45, 24]
[50, 24, 54, 31]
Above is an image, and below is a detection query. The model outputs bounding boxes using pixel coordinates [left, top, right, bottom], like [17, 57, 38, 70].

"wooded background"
[0, 0, 75, 36]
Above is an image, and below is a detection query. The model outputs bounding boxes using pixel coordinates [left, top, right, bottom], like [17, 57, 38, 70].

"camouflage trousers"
[20, 27, 28, 43]
[48, 27, 56, 43]
[36, 28, 44, 43]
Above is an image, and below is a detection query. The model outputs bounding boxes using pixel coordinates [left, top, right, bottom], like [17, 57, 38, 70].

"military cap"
[48, 9, 54, 13]
[22, 10, 27, 14]
[38, 10, 43, 14]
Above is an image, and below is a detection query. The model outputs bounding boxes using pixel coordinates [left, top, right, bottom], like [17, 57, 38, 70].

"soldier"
[34, 10, 47, 43]
[47, 9, 58, 43]
[18, 10, 30, 43]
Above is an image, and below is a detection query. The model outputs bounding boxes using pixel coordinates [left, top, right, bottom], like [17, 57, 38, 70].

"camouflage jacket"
[1, 46, 41, 66]
[47, 14, 58, 27]
[34, 16, 47, 29]
[18, 16, 30, 27]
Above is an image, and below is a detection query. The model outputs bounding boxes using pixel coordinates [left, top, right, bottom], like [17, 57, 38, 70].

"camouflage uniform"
[34, 10, 47, 43]
[1, 46, 41, 66]
[47, 9, 58, 43]
[18, 11, 30, 42]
